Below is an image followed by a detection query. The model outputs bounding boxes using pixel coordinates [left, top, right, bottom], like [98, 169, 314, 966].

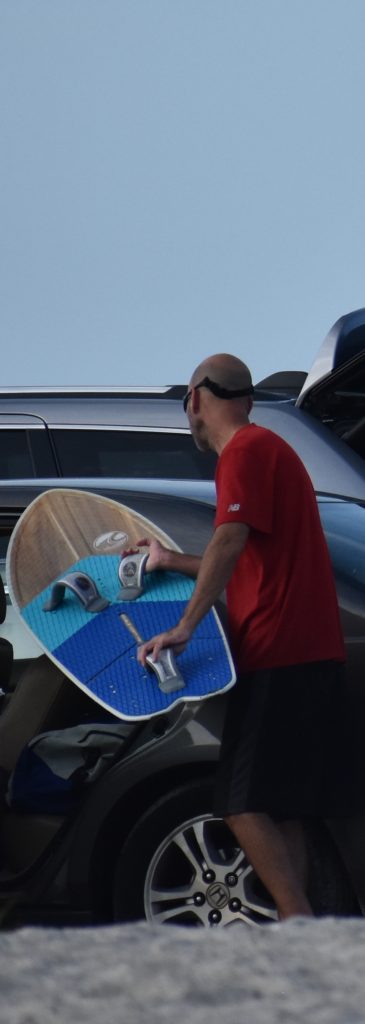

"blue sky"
[1, 0, 365, 387]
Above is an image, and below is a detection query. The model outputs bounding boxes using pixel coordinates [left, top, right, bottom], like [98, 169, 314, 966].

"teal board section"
[22, 556, 195, 650]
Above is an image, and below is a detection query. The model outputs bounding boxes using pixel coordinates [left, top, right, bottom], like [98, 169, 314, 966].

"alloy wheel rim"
[144, 814, 278, 927]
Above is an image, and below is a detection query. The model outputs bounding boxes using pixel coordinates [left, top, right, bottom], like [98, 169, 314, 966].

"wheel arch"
[67, 759, 217, 918]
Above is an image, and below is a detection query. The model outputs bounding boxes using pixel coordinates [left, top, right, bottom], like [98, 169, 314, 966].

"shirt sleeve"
[214, 440, 274, 534]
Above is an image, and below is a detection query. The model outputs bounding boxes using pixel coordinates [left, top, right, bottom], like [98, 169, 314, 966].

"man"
[138, 353, 348, 920]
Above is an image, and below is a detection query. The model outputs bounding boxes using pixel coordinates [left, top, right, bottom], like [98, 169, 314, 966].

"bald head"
[190, 353, 252, 392]
[186, 353, 253, 455]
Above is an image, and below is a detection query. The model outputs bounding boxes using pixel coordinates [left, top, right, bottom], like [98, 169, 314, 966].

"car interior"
[0, 569, 135, 876]
[303, 356, 365, 461]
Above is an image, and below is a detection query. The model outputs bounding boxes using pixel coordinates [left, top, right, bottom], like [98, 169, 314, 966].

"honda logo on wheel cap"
[206, 882, 230, 909]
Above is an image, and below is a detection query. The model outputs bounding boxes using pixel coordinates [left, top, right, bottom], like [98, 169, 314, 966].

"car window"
[51, 429, 217, 480]
[0, 430, 36, 478]
[0, 427, 56, 479]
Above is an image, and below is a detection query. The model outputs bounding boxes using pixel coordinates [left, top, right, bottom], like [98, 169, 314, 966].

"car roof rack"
[0, 385, 187, 400]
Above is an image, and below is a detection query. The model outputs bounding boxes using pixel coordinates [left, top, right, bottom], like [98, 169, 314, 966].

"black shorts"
[214, 660, 358, 820]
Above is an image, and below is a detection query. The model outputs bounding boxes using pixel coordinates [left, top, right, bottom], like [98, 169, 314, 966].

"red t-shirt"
[214, 424, 345, 672]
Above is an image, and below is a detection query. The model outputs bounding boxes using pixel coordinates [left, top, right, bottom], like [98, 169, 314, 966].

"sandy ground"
[1, 917, 365, 1023]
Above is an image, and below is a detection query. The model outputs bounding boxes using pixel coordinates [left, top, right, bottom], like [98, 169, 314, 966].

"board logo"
[93, 531, 129, 552]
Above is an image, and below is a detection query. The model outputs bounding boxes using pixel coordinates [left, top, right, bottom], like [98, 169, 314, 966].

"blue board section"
[88, 638, 231, 717]
[21, 555, 234, 720]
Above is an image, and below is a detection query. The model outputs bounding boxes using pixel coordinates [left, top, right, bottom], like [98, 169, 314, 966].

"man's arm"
[138, 521, 249, 664]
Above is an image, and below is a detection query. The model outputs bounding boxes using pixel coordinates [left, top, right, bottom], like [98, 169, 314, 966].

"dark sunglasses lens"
[183, 390, 191, 413]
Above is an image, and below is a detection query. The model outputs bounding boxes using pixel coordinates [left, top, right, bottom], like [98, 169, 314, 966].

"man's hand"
[137, 621, 192, 665]
[136, 537, 171, 573]
[136, 538, 201, 579]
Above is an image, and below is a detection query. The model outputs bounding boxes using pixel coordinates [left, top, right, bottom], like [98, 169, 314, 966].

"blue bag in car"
[7, 721, 134, 814]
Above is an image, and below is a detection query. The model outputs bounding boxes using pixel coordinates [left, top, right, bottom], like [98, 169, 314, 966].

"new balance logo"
[228, 503, 241, 511]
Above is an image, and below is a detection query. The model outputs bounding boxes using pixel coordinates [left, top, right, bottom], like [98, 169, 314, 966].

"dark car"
[0, 483, 364, 929]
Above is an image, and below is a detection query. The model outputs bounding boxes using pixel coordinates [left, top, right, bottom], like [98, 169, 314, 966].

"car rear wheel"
[113, 781, 358, 927]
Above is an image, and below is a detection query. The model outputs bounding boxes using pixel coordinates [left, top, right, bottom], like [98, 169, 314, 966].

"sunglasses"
[183, 376, 254, 413]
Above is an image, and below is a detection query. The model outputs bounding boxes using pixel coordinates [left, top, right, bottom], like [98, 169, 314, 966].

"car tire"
[113, 780, 358, 927]
[305, 819, 359, 916]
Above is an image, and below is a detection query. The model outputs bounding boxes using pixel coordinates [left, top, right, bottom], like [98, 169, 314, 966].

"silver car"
[0, 307, 364, 505]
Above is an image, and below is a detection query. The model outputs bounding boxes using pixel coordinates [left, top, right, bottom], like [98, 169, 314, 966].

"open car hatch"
[296, 309, 365, 461]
